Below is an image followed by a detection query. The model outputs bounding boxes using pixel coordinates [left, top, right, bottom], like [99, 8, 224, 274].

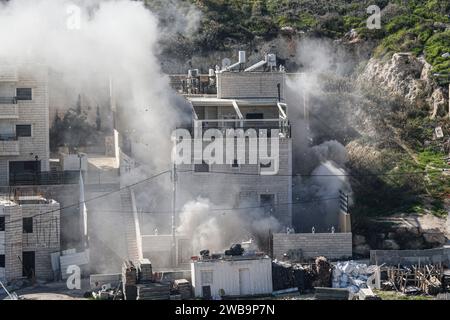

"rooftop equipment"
[221, 51, 247, 72]
[244, 53, 277, 72]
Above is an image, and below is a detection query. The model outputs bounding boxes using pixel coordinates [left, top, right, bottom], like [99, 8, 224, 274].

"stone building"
[0, 195, 60, 283]
[0, 63, 50, 186]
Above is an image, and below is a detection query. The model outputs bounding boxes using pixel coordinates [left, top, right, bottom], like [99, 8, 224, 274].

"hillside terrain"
[144, 0, 450, 249]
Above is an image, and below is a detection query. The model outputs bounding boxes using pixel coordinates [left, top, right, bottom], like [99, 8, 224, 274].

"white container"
[191, 256, 273, 298]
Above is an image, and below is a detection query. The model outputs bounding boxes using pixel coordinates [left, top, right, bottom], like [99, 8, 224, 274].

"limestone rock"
[383, 239, 400, 250]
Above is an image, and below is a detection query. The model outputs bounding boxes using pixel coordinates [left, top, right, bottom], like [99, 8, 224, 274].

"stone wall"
[370, 248, 450, 266]
[217, 72, 285, 100]
[272, 233, 353, 261]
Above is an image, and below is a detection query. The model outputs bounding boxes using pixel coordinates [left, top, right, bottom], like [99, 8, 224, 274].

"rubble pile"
[332, 261, 377, 294]
[174, 279, 192, 300]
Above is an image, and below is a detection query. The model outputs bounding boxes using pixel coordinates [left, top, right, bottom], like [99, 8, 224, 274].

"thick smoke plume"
[177, 198, 281, 254]
[286, 38, 355, 232]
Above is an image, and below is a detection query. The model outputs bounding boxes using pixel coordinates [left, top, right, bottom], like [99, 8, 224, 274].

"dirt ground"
[1, 279, 90, 300]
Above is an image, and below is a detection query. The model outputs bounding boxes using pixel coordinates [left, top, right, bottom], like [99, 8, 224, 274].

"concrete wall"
[21, 201, 60, 281]
[217, 72, 285, 100]
[141, 235, 192, 269]
[176, 138, 292, 226]
[2, 204, 23, 282]
[0, 63, 50, 185]
[272, 233, 353, 261]
[370, 248, 450, 266]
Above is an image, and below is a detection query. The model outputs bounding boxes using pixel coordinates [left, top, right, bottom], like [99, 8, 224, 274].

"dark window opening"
[0, 216, 5, 231]
[195, 161, 210, 173]
[0, 255, 5, 268]
[16, 125, 32, 137]
[260, 194, 275, 215]
[23, 217, 33, 233]
[260, 161, 272, 168]
[232, 159, 239, 168]
[16, 88, 32, 101]
[246, 113, 264, 120]
[22, 251, 35, 278]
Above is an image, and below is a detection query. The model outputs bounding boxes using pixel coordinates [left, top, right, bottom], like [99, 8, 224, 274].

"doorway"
[22, 251, 35, 279]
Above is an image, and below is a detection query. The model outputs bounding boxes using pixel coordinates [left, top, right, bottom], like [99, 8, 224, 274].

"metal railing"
[0, 134, 17, 141]
[9, 171, 80, 186]
[187, 119, 291, 138]
[0, 97, 17, 104]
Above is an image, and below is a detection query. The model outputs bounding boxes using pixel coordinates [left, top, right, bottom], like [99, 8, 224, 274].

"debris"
[332, 261, 378, 293]
[314, 287, 349, 300]
[358, 287, 381, 300]
[173, 279, 192, 300]
[136, 259, 152, 283]
[136, 282, 170, 300]
[312, 256, 332, 288]
[90, 273, 121, 290]
[224, 244, 244, 256]
[386, 264, 444, 295]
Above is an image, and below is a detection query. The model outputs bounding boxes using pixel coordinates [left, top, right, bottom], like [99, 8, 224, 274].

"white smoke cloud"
[177, 197, 281, 254]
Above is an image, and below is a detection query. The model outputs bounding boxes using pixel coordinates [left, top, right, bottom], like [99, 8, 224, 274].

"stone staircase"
[120, 188, 140, 263]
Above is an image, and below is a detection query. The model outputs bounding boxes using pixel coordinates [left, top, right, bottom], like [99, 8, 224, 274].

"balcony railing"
[0, 97, 17, 104]
[186, 119, 291, 138]
[9, 170, 81, 186]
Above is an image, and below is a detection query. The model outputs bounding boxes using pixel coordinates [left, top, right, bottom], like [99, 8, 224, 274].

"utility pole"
[171, 161, 177, 267]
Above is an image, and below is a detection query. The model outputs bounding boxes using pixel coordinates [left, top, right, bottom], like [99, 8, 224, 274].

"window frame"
[0, 216, 5, 232]
[16, 124, 32, 138]
[23, 217, 33, 234]
[16, 88, 33, 101]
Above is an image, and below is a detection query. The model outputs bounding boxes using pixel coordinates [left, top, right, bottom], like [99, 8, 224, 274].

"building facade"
[0, 196, 60, 283]
[176, 68, 293, 228]
[0, 63, 50, 186]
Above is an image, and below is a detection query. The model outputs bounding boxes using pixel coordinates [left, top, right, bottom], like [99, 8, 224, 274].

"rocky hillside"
[145, 0, 450, 249]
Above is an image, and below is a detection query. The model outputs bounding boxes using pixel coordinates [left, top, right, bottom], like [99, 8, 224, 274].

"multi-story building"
[0, 195, 60, 283]
[175, 53, 293, 228]
[0, 63, 50, 186]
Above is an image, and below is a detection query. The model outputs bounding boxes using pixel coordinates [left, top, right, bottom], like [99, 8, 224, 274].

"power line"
[1, 169, 171, 227]
[69, 195, 343, 215]
[178, 168, 448, 177]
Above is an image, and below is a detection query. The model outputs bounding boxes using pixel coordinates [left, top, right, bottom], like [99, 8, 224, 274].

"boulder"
[383, 239, 400, 250]
[423, 232, 447, 246]
[353, 235, 367, 246]
[353, 244, 371, 256]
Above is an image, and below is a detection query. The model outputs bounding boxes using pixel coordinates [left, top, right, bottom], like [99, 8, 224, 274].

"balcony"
[188, 119, 291, 138]
[0, 97, 18, 119]
[0, 137, 19, 156]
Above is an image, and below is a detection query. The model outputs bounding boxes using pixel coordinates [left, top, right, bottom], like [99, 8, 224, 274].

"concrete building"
[0, 63, 50, 186]
[176, 56, 293, 228]
[191, 255, 273, 298]
[0, 195, 60, 283]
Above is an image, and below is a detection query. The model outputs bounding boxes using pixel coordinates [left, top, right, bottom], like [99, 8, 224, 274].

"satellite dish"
[222, 58, 232, 70]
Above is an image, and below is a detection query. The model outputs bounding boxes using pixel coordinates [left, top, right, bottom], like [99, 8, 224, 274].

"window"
[260, 160, 272, 168]
[245, 113, 264, 120]
[0, 216, 4, 231]
[0, 255, 5, 268]
[194, 161, 210, 173]
[201, 271, 213, 285]
[16, 88, 32, 101]
[23, 217, 33, 233]
[260, 194, 275, 215]
[232, 159, 239, 168]
[16, 125, 32, 137]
